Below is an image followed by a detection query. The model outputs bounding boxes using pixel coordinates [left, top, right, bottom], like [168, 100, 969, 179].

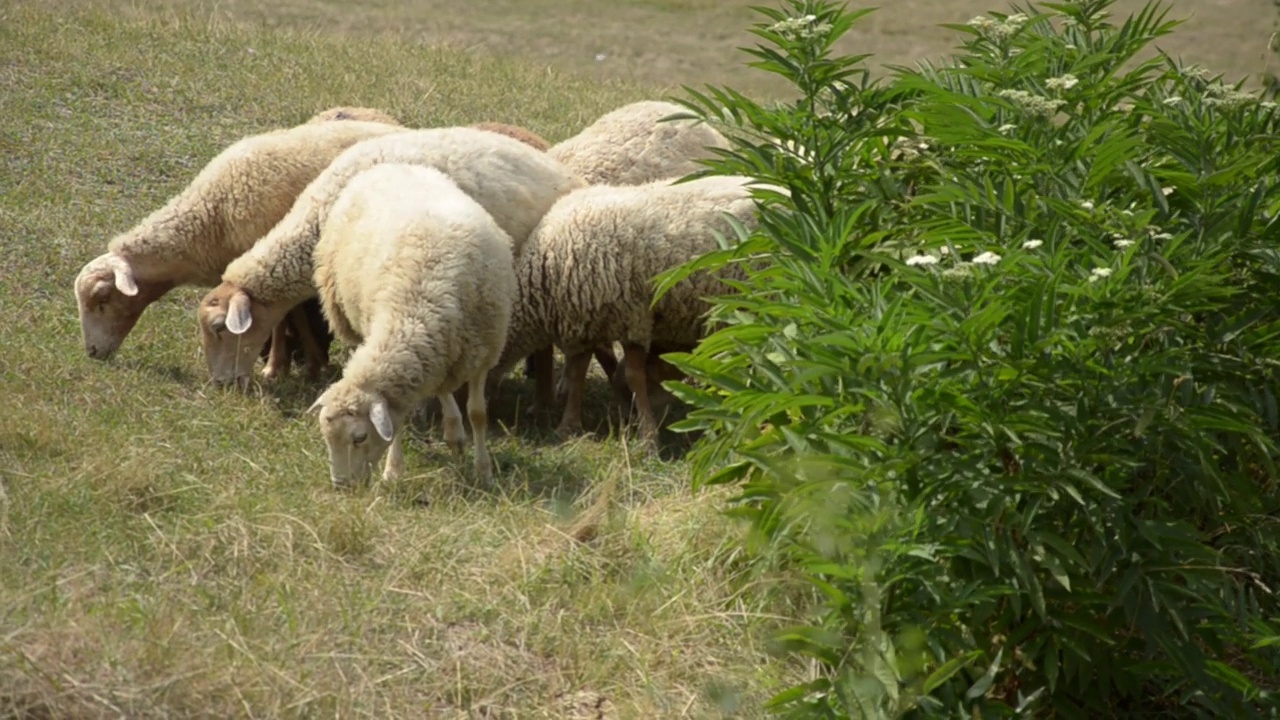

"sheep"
[307, 106, 403, 126]
[198, 125, 586, 388]
[548, 100, 730, 186]
[527, 100, 734, 402]
[74, 118, 408, 375]
[308, 163, 516, 487]
[471, 122, 551, 152]
[490, 174, 766, 443]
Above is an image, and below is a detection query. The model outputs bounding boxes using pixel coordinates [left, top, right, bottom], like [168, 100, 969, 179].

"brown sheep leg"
[287, 305, 328, 381]
[555, 351, 593, 438]
[622, 343, 660, 446]
[609, 357, 632, 406]
[262, 321, 292, 380]
[556, 343, 620, 402]
[532, 345, 556, 412]
[592, 343, 619, 381]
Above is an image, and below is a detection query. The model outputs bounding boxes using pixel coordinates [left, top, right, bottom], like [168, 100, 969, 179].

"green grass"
[38, 0, 1280, 98]
[0, 3, 806, 716]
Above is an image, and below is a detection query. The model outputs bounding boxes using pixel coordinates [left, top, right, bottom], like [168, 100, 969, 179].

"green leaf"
[923, 650, 983, 694]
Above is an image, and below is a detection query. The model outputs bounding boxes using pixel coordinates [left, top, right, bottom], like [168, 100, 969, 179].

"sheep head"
[74, 252, 173, 360]
[198, 283, 288, 387]
[308, 383, 398, 488]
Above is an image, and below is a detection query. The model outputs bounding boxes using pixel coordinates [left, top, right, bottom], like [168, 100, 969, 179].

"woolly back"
[225, 126, 583, 298]
[315, 163, 518, 398]
[107, 118, 406, 281]
[548, 100, 730, 186]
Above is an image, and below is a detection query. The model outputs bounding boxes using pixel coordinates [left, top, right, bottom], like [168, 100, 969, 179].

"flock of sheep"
[73, 100, 771, 487]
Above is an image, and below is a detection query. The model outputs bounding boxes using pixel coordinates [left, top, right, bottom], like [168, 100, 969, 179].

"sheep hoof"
[554, 421, 584, 440]
[446, 439, 466, 457]
[474, 457, 493, 485]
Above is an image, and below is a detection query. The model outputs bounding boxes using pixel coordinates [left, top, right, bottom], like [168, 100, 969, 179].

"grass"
[0, 3, 810, 716]
[39, 0, 1280, 98]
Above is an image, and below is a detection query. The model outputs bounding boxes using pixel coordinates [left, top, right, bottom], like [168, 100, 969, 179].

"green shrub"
[664, 0, 1280, 715]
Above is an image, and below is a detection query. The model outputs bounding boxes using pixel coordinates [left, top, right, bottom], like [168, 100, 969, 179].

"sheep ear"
[107, 255, 138, 296]
[225, 291, 253, 335]
[369, 398, 395, 442]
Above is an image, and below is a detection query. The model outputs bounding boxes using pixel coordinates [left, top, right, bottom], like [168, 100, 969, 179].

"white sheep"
[526, 100, 734, 404]
[198, 125, 585, 387]
[471, 121, 551, 152]
[548, 100, 730, 185]
[309, 163, 516, 487]
[73, 118, 407, 373]
[491, 174, 766, 443]
[307, 106, 403, 126]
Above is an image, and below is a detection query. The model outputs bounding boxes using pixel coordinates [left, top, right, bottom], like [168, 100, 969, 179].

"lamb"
[307, 106, 403, 126]
[518, 100, 733, 409]
[308, 163, 516, 487]
[74, 118, 407, 374]
[490, 174, 766, 443]
[198, 125, 586, 387]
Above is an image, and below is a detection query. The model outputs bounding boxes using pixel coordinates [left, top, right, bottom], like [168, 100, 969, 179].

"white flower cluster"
[1202, 82, 1258, 110]
[967, 12, 1028, 41]
[768, 14, 832, 41]
[1045, 74, 1079, 92]
[998, 88, 1067, 119]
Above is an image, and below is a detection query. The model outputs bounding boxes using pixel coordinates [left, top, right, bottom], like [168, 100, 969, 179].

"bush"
[663, 0, 1280, 716]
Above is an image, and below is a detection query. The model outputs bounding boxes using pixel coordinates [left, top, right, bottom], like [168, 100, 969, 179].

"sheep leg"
[609, 356, 633, 406]
[592, 342, 620, 382]
[529, 346, 556, 414]
[622, 342, 660, 447]
[383, 430, 405, 482]
[438, 391, 468, 457]
[262, 321, 292, 380]
[554, 350, 593, 439]
[467, 374, 493, 484]
[288, 305, 328, 381]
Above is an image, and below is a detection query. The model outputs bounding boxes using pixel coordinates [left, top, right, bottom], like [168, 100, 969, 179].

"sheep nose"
[88, 344, 106, 359]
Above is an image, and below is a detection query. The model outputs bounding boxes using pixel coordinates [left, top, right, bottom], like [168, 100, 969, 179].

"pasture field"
[41, 0, 1280, 98]
[1, 0, 1276, 717]
[0, 3, 799, 717]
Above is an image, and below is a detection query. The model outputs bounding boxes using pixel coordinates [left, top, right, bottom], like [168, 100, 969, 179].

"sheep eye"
[352, 431, 368, 446]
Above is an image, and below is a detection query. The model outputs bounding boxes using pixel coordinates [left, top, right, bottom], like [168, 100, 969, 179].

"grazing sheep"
[548, 100, 730, 186]
[73, 118, 407, 374]
[309, 163, 516, 487]
[471, 122, 551, 152]
[527, 100, 733, 400]
[199, 126, 585, 387]
[307, 106, 403, 126]
[491, 175, 765, 443]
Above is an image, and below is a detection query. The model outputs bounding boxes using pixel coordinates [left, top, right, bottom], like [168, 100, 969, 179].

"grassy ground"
[42, 0, 1280, 98]
[0, 3, 808, 717]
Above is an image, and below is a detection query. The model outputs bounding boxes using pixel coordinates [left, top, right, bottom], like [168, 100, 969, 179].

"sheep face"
[74, 253, 171, 360]
[198, 284, 284, 387]
[309, 384, 397, 488]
